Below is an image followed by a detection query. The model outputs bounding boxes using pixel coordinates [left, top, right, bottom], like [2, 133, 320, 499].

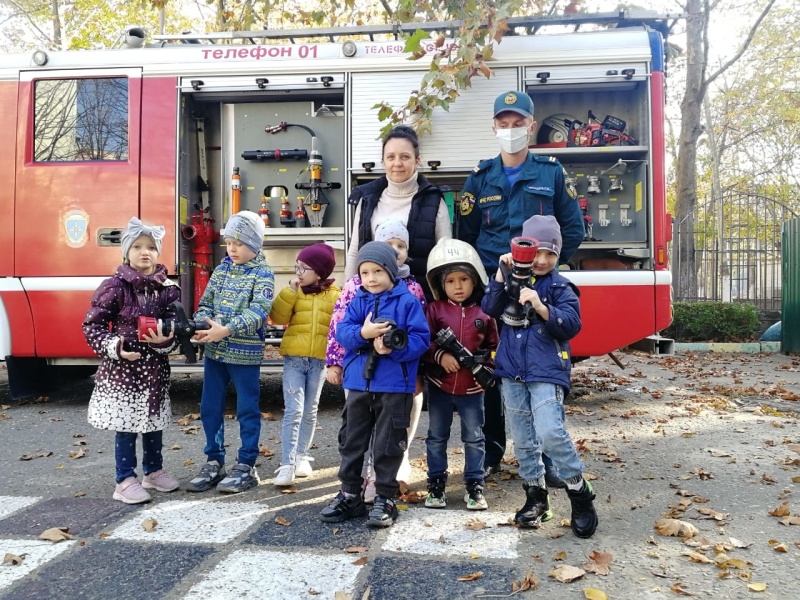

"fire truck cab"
[0, 12, 676, 399]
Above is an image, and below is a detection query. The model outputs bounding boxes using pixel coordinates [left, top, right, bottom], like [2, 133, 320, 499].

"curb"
[673, 342, 782, 354]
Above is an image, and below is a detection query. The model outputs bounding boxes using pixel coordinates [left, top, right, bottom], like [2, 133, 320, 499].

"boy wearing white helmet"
[423, 239, 499, 511]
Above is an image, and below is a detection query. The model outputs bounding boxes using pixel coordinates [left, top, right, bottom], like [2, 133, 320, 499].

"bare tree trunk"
[50, 0, 62, 49]
[674, 0, 707, 300]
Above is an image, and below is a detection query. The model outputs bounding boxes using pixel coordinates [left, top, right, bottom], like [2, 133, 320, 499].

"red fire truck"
[0, 12, 675, 398]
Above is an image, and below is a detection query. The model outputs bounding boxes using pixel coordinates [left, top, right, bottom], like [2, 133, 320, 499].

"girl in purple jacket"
[83, 218, 181, 504]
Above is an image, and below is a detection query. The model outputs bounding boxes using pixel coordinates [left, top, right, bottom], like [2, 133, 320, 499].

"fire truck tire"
[5, 356, 57, 402]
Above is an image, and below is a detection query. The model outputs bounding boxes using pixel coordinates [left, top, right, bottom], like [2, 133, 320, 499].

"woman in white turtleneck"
[344, 125, 451, 296]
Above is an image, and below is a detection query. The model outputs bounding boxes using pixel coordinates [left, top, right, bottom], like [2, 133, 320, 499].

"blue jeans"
[115, 430, 163, 483]
[426, 387, 486, 483]
[500, 379, 583, 482]
[200, 357, 262, 467]
[280, 355, 325, 465]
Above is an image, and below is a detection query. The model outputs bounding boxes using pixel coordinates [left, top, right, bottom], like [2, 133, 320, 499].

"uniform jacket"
[269, 284, 341, 360]
[326, 274, 426, 368]
[423, 298, 499, 395]
[83, 264, 180, 433]
[194, 254, 274, 365]
[456, 153, 584, 270]
[349, 173, 444, 299]
[336, 279, 430, 394]
[481, 271, 581, 391]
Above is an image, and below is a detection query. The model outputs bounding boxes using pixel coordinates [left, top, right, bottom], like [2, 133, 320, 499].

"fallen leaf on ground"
[704, 448, 731, 457]
[352, 556, 368, 566]
[583, 550, 613, 575]
[457, 571, 483, 582]
[549, 565, 585, 583]
[772, 542, 788, 552]
[39, 527, 73, 542]
[344, 546, 367, 553]
[553, 550, 567, 561]
[671, 582, 696, 596]
[258, 444, 275, 457]
[512, 569, 539, 592]
[681, 550, 714, 564]
[71, 440, 87, 446]
[274, 516, 291, 526]
[779, 516, 800, 526]
[747, 583, 767, 592]
[584, 589, 608, 600]
[654, 519, 699, 539]
[169, 445, 181, 450]
[69, 449, 87, 459]
[19, 451, 53, 461]
[728, 537, 752, 549]
[769, 502, 790, 517]
[465, 518, 487, 531]
[695, 506, 728, 521]
[261, 412, 277, 421]
[2, 553, 25, 566]
[142, 517, 158, 532]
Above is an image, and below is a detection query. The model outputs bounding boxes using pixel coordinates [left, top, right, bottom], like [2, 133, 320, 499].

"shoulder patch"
[459, 192, 475, 216]
[563, 167, 577, 199]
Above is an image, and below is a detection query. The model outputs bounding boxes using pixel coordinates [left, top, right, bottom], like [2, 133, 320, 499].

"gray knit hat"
[121, 217, 164, 261]
[221, 210, 265, 255]
[375, 219, 409, 247]
[357, 241, 399, 282]
[521, 215, 562, 256]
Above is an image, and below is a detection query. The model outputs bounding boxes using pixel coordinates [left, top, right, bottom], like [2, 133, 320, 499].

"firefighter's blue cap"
[493, 91, 534, 119]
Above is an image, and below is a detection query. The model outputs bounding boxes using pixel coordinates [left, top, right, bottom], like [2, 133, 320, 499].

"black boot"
[567, 479, 598, 538]
[515, 484, 553, 528]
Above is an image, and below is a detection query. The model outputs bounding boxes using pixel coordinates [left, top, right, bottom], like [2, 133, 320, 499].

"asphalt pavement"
[1, 349, 799, 599]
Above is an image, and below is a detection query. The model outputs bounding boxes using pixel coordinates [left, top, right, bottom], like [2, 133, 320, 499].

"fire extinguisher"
[182, 212, 220, 312]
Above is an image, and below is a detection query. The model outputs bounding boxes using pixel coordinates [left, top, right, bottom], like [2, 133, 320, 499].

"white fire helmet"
[536, 113, 578, 144]
[426, 238, 489, 301]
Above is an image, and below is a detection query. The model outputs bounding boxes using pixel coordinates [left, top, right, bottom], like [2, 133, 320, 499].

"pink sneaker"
[113, 477, 152, 504]
[142, 469, 180, 492]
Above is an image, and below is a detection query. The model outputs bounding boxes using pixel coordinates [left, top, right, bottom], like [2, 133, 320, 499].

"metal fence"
[672, 191, 798, 311]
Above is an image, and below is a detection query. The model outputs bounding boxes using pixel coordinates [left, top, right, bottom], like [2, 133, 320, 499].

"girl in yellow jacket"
[269, 243, 341, 486]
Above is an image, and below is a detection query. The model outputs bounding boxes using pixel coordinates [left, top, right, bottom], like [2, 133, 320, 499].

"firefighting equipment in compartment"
[565, 110, 639, 147]
[578, 197, 593, 241]
[609, 176, 623, 192]
[265, 186, 289, 227]
[182, 212, 219, 312]
[259, 189, 271, 228]
[262, 122, 341, 227]
[279, 186, 295, 226]
[587, 175, 600, 195]
[536, 114, 577, 145]
[138, 301, 210, 364]
[231, 166, 241, 214]
[241, 149, 309, 161]
[425, 238, 488, 301]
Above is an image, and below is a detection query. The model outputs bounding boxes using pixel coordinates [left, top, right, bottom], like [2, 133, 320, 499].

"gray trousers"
[338, 390, 412, 499]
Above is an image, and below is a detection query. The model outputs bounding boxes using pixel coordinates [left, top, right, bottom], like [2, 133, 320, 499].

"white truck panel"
[350, 68, 518, 171]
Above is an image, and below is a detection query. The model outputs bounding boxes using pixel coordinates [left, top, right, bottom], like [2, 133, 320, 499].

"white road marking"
[0, 539, 75, 591]
[0, 496, 40, 521]
[383, 508, 519, 559]
[109, 499, 269, 544]
[183, 548, 363, 600]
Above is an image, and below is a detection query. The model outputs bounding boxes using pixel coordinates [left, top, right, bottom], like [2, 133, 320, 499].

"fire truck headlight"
[341, 41, 357, 58]
[32, 50, 48, 66]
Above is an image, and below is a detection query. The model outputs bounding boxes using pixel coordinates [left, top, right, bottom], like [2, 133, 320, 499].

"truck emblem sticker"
[63, 210, 89, 248]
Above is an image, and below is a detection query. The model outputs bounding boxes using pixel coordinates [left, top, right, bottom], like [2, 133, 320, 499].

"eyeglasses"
[294, 264, 308, 274]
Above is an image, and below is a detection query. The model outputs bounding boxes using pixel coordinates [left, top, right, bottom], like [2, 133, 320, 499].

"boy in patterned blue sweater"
[186, 211, 274, 494]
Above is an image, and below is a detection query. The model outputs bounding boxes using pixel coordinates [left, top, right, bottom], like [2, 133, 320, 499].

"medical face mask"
[496, 127, 530, 154]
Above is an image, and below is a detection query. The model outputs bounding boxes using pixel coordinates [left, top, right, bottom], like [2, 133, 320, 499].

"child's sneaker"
[464, 481, 488, 511]
[320, 492, 368, 523]
[142, 469, 180, 492]
[425, 478, 447, 509]
[273, 464, 296, 487]
[515, 483, 553, 527]
[363, 477, 377, 504]
[216, 463, 259, 494]
[367, 495, 399, 528]
[113, 477, 152, 504]
[295, 456, 313, 478]
[186, 460, 226, 492]
[566, 478, 598, 538]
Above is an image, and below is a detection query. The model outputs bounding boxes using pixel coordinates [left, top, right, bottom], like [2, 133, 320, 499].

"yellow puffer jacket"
[269, 285, 341, 360]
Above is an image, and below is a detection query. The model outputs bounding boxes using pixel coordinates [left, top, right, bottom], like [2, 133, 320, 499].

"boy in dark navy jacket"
[320, 241, 429, 528]
[482, 215, 598, 538]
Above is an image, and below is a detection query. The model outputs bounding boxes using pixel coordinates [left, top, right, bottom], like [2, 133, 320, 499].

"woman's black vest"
[348, 173, 443, 299]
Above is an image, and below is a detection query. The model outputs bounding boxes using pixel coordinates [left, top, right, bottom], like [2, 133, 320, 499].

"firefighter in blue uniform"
[456, 90, 584, 483]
